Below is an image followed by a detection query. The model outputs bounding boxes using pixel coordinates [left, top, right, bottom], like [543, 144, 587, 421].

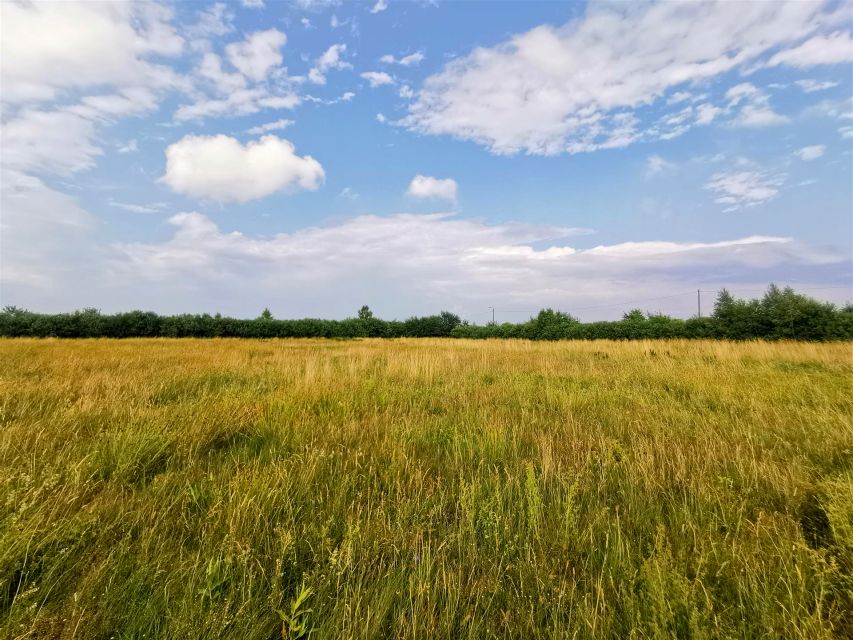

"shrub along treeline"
[2, 285, 851, 341]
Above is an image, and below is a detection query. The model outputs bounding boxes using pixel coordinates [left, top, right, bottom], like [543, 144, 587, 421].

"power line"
[476, 284, 851, 323]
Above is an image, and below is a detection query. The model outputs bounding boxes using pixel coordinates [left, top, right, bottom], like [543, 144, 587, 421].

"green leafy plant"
[199, 557, 230, 600]
[277, 584, 313, 639]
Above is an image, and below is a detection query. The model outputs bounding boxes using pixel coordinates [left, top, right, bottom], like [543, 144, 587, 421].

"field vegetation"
[1, 338, 852, 639]
[2, 285, 851, 341]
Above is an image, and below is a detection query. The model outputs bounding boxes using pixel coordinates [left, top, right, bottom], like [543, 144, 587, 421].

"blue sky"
[2, 0, 852, 321]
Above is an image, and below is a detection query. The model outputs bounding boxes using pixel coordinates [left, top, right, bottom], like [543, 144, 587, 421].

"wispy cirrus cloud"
[794, 145, 826, 161]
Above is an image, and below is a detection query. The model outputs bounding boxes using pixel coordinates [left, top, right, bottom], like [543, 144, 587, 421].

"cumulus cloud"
[177, 27, 298, 120]
[198, 52, 247, 93]
[794, 145, 826, 161]
[224, 29, 286, 82]
[161, 135, 324, 203]
[403, 1, 845, 155]
[370, 0, 388, 14]
[407, 175, 458, 201]
[361, 71, 394, 87]
[705, 170, 785, 211]
[307, 43, 352, 85]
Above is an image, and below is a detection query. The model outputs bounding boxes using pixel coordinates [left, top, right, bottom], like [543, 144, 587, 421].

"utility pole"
[697, 289, 701, 318]
[488, 306, 495, 324]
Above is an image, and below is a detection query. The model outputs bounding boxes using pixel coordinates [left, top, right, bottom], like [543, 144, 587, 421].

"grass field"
[1, 338, 851, 639]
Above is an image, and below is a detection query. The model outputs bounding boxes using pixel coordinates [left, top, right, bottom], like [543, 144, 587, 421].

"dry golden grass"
[1, 338, 851, 639]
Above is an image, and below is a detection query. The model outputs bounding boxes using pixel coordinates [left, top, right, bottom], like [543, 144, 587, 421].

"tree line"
[1, 286, 851, 341]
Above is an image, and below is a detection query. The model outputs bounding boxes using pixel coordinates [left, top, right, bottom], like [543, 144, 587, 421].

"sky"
[1, 0, 852, 322]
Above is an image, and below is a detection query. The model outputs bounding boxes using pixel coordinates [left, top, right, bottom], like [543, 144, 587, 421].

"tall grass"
[1, 338, 851, 639]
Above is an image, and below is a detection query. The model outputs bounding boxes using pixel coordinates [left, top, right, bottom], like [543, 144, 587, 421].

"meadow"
[1, 338, 851, 639]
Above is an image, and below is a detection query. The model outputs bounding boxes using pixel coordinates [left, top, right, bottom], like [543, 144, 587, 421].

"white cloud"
[667, 92, 692, 105]
[399, 85, 415, 99]
[1, 110, 101, 176]
[63, 87, 160, 120]
[403, 1, 843, 155]
[177, 26, 298, 120]
[376, 113, 387, 123]
[198, 53, 247, 93]
[186, 3, 235, 43]
[724, 83, 758, 107]
[766, 31, 853, 69]
[1, 0, 184, 104]
[109, 201, 168, 214]
[296, 0, 341, 10]
[380, 52, 424, 66]
[732, 106, 789, 128]
[407, 175, 458, 201]
[241, 0, 265, 8]
[795, 79, 840, 93]
[705, 170, 785, 211]
[361, 71, 394, 87]
[307, 43, 352, 85]
[695, 103, 722, 125]
[370, 0, 388, 14]
[329, 12, 357, 32]
[725, 83, 789, 127]
[398, 52, 424, 66]
[840, 126, 853, 140]
[161, 135, 324, 203]
[106, 210, 843, 319]
[645, 154, 675, 178]
[794, 145, 826, 161]
[317, 43, 349, 70]
[118, 140, 139, 154]
[247, 118, 295, 134]
[225, 29, 286, 82]
[174, 88, 300, 121]
[1, 170, 98, 289]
